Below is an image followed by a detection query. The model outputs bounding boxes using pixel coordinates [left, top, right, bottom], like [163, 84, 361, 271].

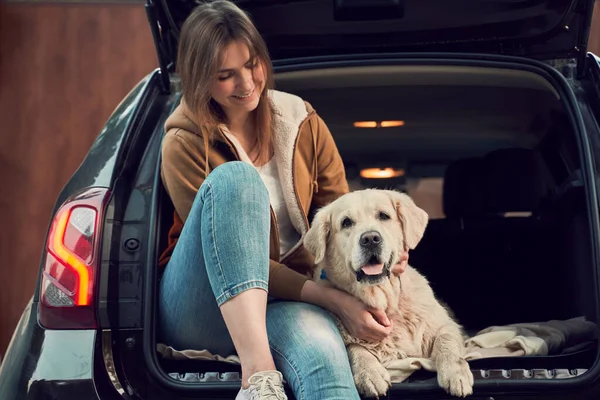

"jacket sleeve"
[160, 130, 207, 223]
[268, 259, 311, 300]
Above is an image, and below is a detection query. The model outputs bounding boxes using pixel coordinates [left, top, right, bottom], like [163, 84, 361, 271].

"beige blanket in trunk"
[158, 316, 598, 383]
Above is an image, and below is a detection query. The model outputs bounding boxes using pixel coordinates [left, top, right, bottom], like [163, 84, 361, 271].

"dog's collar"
[320, 268, 329, 281]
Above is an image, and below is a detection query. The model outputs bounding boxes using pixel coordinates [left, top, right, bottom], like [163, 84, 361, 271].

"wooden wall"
[0, 1, 157, 356]
[0, 0, 599, 358]
[590, 1, 600, 56]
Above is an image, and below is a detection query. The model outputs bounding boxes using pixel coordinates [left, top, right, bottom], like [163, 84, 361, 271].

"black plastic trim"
[97, 70, 166, 330]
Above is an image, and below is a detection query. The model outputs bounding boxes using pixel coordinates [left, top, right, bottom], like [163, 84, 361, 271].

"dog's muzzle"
[356, 231, 391, 283]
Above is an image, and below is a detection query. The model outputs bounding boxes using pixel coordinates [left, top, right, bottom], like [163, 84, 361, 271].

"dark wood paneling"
[0, 2, 156, 356]
[589, 1, 600, 56]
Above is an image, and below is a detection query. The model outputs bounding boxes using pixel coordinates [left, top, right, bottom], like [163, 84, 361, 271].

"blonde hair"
[177, 0, 274, 166]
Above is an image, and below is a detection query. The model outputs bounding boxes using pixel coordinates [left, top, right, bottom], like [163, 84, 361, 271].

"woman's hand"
[391, 250, 409, 276]
[333, 291, 393, 342]
[300, 277, 394, 342]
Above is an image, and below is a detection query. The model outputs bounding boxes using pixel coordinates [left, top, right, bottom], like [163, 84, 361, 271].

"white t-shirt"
[255, 157, 301, 257]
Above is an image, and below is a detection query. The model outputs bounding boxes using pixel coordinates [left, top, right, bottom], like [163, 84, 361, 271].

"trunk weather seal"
[143, 53, 600, 397]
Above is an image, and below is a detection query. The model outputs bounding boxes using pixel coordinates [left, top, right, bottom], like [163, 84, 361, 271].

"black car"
[2, 0, 600, 399]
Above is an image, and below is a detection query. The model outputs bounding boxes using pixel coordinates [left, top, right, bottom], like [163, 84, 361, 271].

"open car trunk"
[138, 57, 600, 399]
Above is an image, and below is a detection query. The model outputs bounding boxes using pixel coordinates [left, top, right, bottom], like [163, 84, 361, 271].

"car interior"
[154, 64, 599, 386]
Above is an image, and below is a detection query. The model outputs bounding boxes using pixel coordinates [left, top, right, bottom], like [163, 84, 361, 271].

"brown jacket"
[158, 90, 349, 301]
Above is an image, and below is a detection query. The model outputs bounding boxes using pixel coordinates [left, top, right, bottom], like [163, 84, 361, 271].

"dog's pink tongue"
[360, 264, 384, 275]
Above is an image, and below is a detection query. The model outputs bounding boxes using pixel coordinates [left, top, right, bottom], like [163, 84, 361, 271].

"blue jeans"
[158, 161, 360, 400]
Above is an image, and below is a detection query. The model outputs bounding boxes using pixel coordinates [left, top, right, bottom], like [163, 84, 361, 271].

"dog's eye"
[341, 217, 354, 229]
[378, 212, 391, 221]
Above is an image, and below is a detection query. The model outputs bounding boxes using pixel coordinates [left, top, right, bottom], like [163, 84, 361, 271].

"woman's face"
[209, 40, 265, 121]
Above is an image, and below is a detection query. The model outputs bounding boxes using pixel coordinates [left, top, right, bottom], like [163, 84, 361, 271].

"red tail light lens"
[39, 187, 110, 329]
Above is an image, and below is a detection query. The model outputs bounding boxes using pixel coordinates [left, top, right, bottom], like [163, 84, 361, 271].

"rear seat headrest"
[484, 148, 551, 213]
[443, 157, 486, 217]
[443, 148, 552, 217]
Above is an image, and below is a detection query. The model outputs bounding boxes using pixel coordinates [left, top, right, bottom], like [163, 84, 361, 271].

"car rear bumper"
[0, 300, 102, 399]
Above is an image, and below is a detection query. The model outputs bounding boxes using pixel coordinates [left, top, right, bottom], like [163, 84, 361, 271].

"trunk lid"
[147, 0, 595, 70]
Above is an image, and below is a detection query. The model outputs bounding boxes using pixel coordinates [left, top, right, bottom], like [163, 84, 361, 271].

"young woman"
[157, 1, 408, 399]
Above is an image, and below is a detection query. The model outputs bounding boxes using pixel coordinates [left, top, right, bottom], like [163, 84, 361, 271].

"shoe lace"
[249, 374, 287, 400]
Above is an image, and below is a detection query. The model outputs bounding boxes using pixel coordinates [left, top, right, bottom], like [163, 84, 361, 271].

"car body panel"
[0, 300, 100, 399]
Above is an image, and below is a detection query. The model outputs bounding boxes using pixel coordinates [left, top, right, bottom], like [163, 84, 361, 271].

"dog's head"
[304, 189, 428, 290]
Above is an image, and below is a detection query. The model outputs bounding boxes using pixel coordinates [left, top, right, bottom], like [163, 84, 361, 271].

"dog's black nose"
[359, 231, 382, 249]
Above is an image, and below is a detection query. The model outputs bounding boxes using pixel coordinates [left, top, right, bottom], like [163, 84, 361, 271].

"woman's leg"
[159, 161, 276, 385]
[266, 302, 361, 400]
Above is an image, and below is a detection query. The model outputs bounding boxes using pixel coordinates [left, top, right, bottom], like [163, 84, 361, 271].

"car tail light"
[39, 187, 110, 329]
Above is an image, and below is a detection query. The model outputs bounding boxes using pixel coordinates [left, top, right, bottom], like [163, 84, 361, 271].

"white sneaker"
[235, 370, 288, 400]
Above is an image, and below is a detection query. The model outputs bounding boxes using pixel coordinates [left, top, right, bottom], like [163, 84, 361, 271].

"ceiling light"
[360, 168, 405, 179]
[353, 120, 405, 128]
[380, 120, 405, 127]
[353, 121, 378, 128]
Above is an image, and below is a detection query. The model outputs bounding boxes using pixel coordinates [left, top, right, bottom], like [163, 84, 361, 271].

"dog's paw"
[353, 362, 391, 398]
[437, 359, 474, 398]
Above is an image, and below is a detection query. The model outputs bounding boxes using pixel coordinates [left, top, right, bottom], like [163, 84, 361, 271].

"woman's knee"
[186, 161, 270, 222]
[203, 161, 268, 201]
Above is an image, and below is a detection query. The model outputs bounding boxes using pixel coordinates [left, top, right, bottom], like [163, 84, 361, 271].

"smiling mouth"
[232, 88, 254, 99]
[356, 254, 392, 283]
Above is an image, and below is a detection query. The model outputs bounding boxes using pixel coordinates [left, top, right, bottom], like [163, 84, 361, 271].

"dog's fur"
[304, 189, 474, 398]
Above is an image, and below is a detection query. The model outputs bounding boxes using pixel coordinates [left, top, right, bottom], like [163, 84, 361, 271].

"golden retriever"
[303, 189, 474, 398]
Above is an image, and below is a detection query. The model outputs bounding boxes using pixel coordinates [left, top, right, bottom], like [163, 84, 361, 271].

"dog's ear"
[386, 190, 429, 250]
[303, 207, 331, 264]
